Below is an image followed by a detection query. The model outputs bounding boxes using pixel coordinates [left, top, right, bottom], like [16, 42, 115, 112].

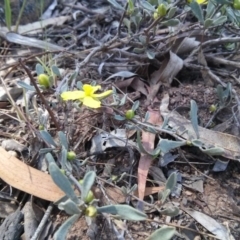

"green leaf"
[132, 100, 140, 111]
[167, 7, 177, 19]
[97, 205, 147, 221]
[147, 226, 175, 240]
[53, 214, 80, 240]
[204, 18, 213, 28]
[52, 65, 61, 77]
[157, 139, 186, 153]
[146, 49, 156, 59]
[161, 19, 180, 26]
[17, 81, 35, 91]
[190, 1, 204, 24]
[160, 206, 179, 217]
[60, 147, 72, 171]
[107, 0, 124, 10]
[40, 130, 57, 147]
[114, 115, 126, 121]
[200, 147, 225, 156]
[160, 189, 171, 203]
[140, 0, 155, 11]
[81, 171, 96, 201]
[46, 154, 79, 204]
[58, 131, 68, 150]
[206, 0, 215, 19]
[36, 63, 44, 75]
[4, 0, 12, 30]
[133, 48, 145, 54]
[165, 172, 177, 192]
[190, 100, 199, 139]
[212, 16, 227, 26]
[58, 199, 81, 215]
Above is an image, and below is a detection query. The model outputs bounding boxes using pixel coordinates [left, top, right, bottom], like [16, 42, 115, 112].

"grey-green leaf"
[204, 18, 213, 28]
[107, 0, 124, 10]
[132, 100, 140, 111]
[190, 100, 199, 139]
[165, 172, 177, 192]
[47, 155, 79, 203]
[81, 171, 96, 200]
[200, 147, 225, 156]
[140, 0, 155, 11]
[17, 81, 35, 91]
[52, 65, 61, 77]
[105, 71, 137, 82]
[157, 139, 186, 153]
[160, 206, 179, 217]
[97, 205, 147, 221]
[190, 1, 204, 24]
[36, 63, 44, 75]
[162, 19, 180, 26]
[146, 49, 155, 59]
[40, 130, 58, 147]
[58, 199, 81, 215]
[147, 226, 175, 240]
[58, 131, 68, 150]
[53, 214, 80, 240]
[167, 7, 177, 19]
[212, 16, 227, 26]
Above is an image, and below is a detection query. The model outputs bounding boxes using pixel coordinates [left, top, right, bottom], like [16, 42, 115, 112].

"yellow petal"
[83, 84, 101, 95]
[61, 91, 85, 101]
[83, 96, 101, 108]
[93, 90, 113, 100]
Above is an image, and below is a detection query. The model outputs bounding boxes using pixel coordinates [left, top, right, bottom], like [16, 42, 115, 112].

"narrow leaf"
[46, 155, 79, 204]
[53, 214, 80, 240]
[104, 71, 137, 82]
[58, 199, 81, 215]
[165, 172, 177, 192]
[58, 131, 68, 150]
[81, 171, 96, 200]
[97, 205, 147, 221]
[40, 130, 57, 147]
[147, 226, 175, 240]
[190, 100, 199, 139]
[190, 1, 204, 24]
[157, 139, 186, 153]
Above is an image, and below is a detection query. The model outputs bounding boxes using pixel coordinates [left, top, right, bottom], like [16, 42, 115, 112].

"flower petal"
[61, 91, 85, 101]
[83, 84, 101, 95]
[93, 90, 113, 100]
[83, 96, 101, 108]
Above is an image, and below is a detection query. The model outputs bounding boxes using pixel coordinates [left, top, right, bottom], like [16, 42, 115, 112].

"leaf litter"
[0, 0, 240, 239]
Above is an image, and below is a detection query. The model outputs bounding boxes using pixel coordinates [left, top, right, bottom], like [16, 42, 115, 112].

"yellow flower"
[61, 84, 113, 109]
[187, 0, 207, 4]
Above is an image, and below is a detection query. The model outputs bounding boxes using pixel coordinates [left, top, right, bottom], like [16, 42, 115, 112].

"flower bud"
[37, 74, 50, 88]
[67, 151, 76, 160]
[209, 104, 217, 113]
[85, 206, 97, 217]
[125, 109, 135, 120]
[158, 4, 167, 17]
[233, 0, 240, 10]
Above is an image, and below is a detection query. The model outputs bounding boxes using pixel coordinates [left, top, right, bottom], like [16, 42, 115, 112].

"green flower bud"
[209, 104, 217, 113]
[67, 151, 76, 160]
[85, 206, 97, 217]
[37, 74, 50, 88]
[38, 125, 44, 130]
[125, 109, 135, 120]
[233, 0, 240, 9]
[158, 4, 167, 17]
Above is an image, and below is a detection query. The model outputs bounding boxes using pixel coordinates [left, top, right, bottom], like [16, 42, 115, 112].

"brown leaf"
[0, 147, 64, 202]
[138, 110, 163, 201]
